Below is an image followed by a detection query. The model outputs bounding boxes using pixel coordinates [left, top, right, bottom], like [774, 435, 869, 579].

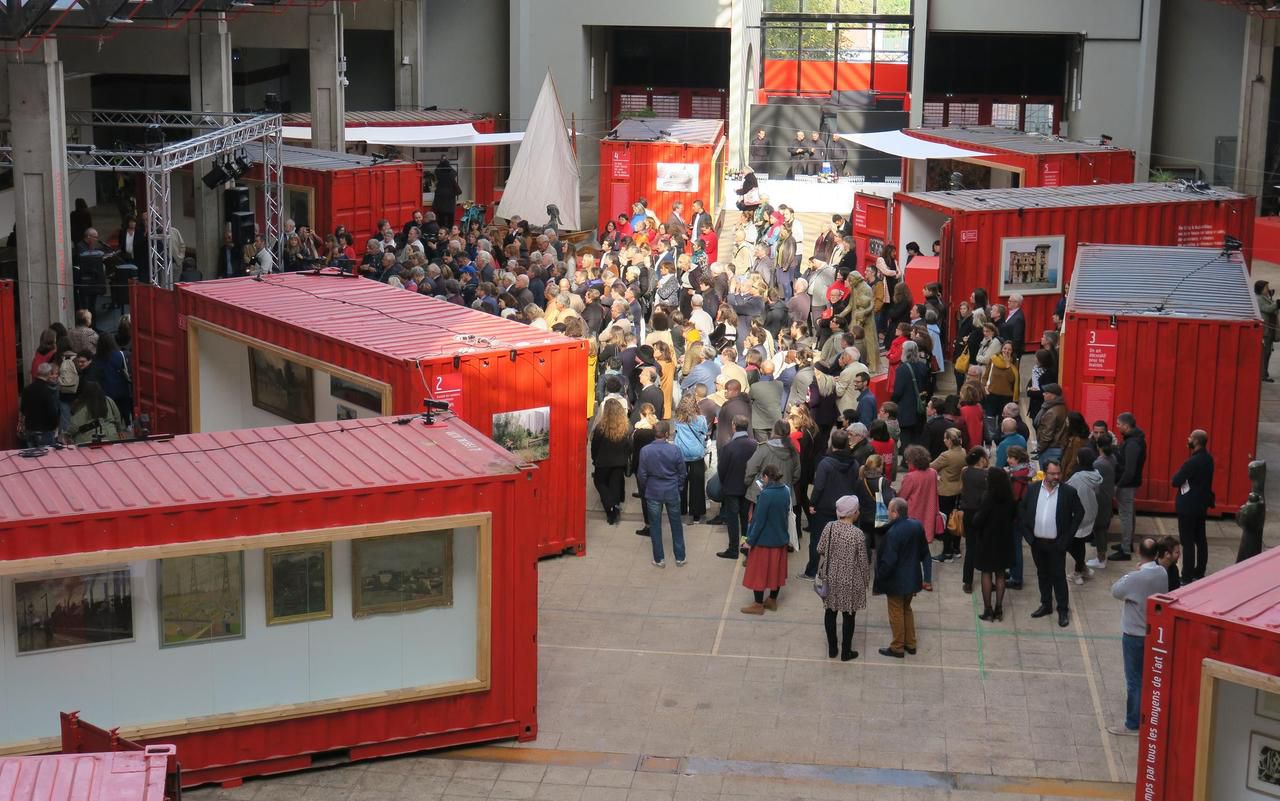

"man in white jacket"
[1065, 449, 1102, 586]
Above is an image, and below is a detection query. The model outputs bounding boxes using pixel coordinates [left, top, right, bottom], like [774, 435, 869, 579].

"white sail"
[497, 72, 581, 230]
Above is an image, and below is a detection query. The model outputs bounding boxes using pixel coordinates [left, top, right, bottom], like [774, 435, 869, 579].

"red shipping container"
[243, 146, 423, 242]
[598, 118, 726, 231]
[1136, 548, 1280, 801]
[904, 126, 1136, 189]
[851, 191, 892, 271]
[131, 273, 587, 558]
[1, 748, 176, 801]
[1060, 245, 1261, 514]
[284, 109, 502, 212]
[0, 416, 538, 787]
[892, 182, 1256, 349]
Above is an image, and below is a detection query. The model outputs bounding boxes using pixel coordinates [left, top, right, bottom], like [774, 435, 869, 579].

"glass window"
[874, 23, 910, 62]
[765, 0, 800, 11]
[1025, 104, 1054, 135]
[765, 24, 800, 59]
[922, 102, 944, 127]
[799, 22, 836, 61]
[873, 0, 911, 13]
[992, 103, 1020, 130]
[837, 24, 871, 62]
[839, 0, 874, 11]
[947, 102, 980, 126]
[802, 0, 839, 13]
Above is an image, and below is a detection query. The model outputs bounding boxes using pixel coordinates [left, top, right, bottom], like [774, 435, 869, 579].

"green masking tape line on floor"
[538, 605, 1126, 642]
[970, 586, 988, 679]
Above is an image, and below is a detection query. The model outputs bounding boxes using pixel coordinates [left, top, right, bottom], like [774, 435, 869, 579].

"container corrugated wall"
[598, 139, 721, 227]
[1060, 311, 1261, 514]
[130, 283, 188, 436]
[912, 195, 1257, 347]
[1139, 549, 1280, 801]
[178, 290, 588, 558]
[905, 130, 1136, 188]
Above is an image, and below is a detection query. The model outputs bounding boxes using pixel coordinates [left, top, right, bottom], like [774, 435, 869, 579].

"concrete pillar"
[394, 0, 424, 111]
[189, 14, 233, 278]
[309, 1, 346, 152]
[727, 0, 762, 172]
[908, 0, 928, 129]
[1236, 14, 1278, 207]
[8, 39, 70, 374]
[1131, 0, 1163, 182]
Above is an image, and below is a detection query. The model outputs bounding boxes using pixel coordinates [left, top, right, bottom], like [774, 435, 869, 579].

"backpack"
[58, 355, 79, 395]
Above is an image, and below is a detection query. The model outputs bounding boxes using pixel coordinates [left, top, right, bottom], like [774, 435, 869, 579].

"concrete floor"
[183, 227, 1279, 801]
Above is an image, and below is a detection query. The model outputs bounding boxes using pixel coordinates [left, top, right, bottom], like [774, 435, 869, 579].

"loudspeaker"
[224, 185, 250, 221]
[230, 210, 256, 248]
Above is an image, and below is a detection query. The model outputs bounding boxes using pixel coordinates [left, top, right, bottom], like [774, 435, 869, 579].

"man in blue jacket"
[876, 498, 928, 658]
[1171, 429, 1215, 584]
[637, 421, 688, 568]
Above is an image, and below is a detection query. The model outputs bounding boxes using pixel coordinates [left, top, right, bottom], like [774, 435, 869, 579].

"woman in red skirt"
[741, 464, 792, 614]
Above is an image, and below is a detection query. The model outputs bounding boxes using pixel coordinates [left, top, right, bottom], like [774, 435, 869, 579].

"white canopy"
[835, 129, 993, 160]
[281, 123, 527, 147]
[497, 72, 580, 229]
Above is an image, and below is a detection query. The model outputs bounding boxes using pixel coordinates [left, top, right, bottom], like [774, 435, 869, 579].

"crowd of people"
[568, 194, 1219, 676]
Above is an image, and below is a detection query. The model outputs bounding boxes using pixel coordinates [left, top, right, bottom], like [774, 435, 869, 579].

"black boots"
[825, 610, 858, 660]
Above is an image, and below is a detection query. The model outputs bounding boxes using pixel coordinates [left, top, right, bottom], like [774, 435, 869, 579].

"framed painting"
[14, 569, 133, 655]
[330, 375, 382, 413]
[248, 347, 315, 424]
[491, 406, 551, 462]
[159, 552, 245, 647]
[1248, 731, 1280, 799]
[352, 531, 453, 617]
[998, 234, 1065, 296]
[1259, 689, 1280, 723]
[265, 544, 333, 625]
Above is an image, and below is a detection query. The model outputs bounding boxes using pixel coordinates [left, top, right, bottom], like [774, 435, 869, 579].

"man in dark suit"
[1001, 293, 1027, 358]
[1019, 458, 1085, 627]
[665, 201, 689, 254]
[716, 414, 758, 559]
[633, 366, 665, 423]
[689, 200, 712, 250]
[1171, 429, 1215, 583]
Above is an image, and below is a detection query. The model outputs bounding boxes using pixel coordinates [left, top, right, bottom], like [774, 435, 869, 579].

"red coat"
[703, 229, 719, 264]
[897, 467, 942, 542]
[960, 403, 984, 450]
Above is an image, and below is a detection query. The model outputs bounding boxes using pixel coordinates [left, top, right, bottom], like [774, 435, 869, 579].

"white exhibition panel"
[196, 326, 383, 434]
[281, 124, 531, 147]
[1207, 679, 1280, 800]
[721, 179, 900, 215]
[0, 528, 481, 745]
[837, 130, 994, 160]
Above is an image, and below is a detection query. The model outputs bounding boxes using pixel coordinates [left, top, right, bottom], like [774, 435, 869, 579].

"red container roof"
[610, 118, 724, 145]
[179, 272, 571, 362]
[909, 126, 1129, 156]
[1159, 548, 1280, 632]
[897, 182, 1250, 213]
[285, 109, 488, 126]
[246, 143, 416, 173]
[0, 416, 522, 525]
[0, 750, 170, 801]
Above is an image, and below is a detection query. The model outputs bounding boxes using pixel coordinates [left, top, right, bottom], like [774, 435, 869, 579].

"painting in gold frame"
[352, 531, 453, 618]
[265, 543, 333, 625]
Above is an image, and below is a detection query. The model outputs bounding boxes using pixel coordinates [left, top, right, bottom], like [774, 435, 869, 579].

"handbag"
[706, 472, 723, 503]
[906, 362, 925, 417]
[946, 508, 965, 537]
[954, 350, 970, 374]
[743, 187, 761, 205]
[814, 552, 830, 599]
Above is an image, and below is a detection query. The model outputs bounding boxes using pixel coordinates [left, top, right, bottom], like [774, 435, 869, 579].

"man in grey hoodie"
[1065, 449, 1102, 585]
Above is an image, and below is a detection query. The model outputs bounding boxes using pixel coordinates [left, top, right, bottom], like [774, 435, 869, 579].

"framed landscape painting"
[352, 531, 453, 617]
[265, 544, 333, 625]
[248, 347, 315, 424]
[14, 569, 133, 655]
[159, 552, 245, 647]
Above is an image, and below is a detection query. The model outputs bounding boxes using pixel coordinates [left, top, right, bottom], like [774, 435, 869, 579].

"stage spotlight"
[202, 161, 231, 189]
